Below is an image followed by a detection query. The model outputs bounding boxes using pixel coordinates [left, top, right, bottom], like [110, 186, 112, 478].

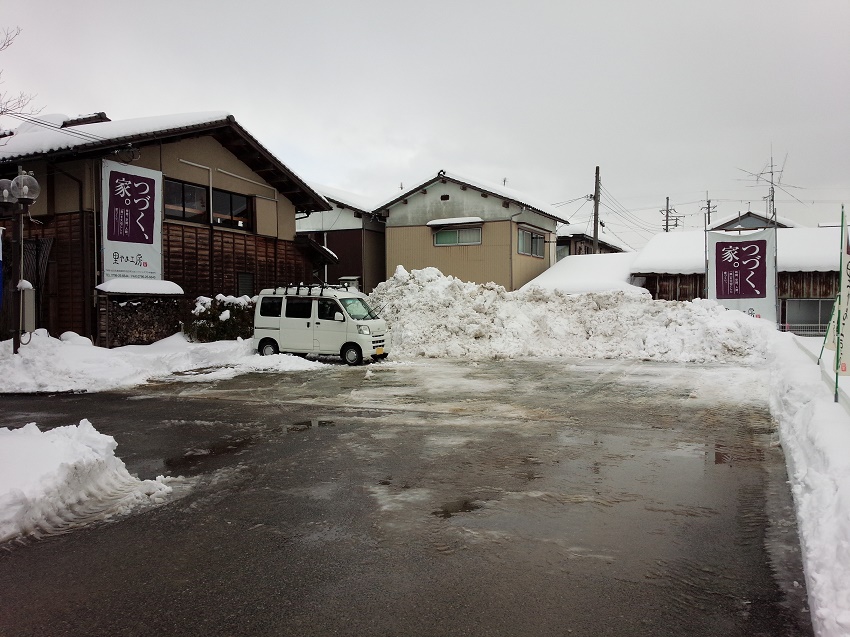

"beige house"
[375, 170, 569, 290]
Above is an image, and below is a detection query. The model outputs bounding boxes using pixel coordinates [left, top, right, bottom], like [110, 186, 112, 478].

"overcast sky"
[2, 0, 848, 248]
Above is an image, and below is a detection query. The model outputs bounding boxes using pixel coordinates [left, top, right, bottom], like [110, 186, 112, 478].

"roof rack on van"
[270, 282, 353, 296]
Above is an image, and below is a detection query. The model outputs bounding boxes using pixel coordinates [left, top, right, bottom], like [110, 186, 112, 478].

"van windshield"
[339, 297, 379, 320]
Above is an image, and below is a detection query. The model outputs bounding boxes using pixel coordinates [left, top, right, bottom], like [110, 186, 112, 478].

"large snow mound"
[370, 267, 774, 363]
[0, 420, 173, 543]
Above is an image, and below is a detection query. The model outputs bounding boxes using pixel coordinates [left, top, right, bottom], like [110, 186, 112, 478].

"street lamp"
[8, 171, 39, 354]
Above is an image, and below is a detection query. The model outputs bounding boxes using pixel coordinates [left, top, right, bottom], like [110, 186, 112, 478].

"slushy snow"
[1, 266, 849, 636]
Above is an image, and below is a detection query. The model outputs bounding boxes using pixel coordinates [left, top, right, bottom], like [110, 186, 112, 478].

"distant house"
[555, 224, 627, 259]
[630, 227, 840, 334]
[374, 170, 569, 291]
[0, 111, 331, 344]
[296, 185, 386, 293]
[708, 210, 799, 231]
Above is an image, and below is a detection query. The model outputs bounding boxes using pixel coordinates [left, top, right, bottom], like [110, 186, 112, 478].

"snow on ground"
[0, 330, 322, 393]
[0, 420, 173, 544]
[770, 338, 850, 636]
[1, 266, 850, 635]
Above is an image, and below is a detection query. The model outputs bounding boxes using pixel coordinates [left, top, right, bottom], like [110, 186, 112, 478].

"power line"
[1, 112, 110, 145]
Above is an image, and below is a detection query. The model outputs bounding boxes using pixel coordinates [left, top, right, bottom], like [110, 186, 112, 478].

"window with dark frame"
[164, 179, 208, 223]
[163, 178, 254, 232]
[259, 296, 282, 317]
[518, 228, 545, 258]
[213, 189, 254, 231]
[285, 297, 312, 319]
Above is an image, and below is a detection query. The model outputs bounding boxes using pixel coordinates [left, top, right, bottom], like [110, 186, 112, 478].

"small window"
[433, 227, 482, 246]
[259, 297, 283, 317]
[518, 229, 545, 258]
[285, 297, 312, 319]
[440, 194, 450, 201]
[237, 272, 254, 297]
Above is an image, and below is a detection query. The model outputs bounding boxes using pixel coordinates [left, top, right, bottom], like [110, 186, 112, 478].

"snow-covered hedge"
[182, 294, 255, 343]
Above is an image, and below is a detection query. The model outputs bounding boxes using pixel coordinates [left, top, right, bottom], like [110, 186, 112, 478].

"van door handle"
[307, 321, 311, 327]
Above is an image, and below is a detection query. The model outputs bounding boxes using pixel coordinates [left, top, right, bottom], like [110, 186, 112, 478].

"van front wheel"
[341, 344, 363, 366]
[258, 339, 279, 356]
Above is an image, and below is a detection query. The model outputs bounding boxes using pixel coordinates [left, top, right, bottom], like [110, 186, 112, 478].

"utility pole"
[660, 197, 683, 232]
[701, 192, 716, 226]
[592, 166, 600, 254]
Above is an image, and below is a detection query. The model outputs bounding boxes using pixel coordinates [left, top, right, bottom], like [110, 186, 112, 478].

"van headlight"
[357, 324, 371, 335]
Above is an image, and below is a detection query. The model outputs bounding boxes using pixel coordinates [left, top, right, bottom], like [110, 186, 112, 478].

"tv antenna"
[736, 149, 806, 221]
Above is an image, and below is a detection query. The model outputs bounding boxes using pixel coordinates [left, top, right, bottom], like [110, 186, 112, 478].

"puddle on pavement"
[287, 419, 336, 432]
[164, 436, 253, 472]
[432, 498, 484, 518]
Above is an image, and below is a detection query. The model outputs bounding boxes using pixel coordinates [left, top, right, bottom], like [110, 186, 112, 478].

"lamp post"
[4, 171, 40, 354]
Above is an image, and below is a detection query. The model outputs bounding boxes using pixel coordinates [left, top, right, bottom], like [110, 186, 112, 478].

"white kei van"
[253, 285, 389, 365]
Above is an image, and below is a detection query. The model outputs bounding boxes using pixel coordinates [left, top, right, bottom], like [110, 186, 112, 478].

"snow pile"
[0, 419, 172, 543]
[0, 330, 323, 393]
[769, 338, 850, 636]
[370, 267, 773, 363]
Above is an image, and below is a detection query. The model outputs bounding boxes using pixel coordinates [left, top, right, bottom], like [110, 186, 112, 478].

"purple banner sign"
[107, 171, 155, 244]
[715, 240, 767, 299]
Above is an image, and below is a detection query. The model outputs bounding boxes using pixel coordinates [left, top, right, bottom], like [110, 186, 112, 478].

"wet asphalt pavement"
[0, 357, 812, 637]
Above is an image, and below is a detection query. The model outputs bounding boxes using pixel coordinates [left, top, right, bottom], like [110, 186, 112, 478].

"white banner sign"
[707, 229, 777, 323]
[101, 159, 162, 281]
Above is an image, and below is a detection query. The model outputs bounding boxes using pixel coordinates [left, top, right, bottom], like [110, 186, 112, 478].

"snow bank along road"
[0, 357, 811, 637]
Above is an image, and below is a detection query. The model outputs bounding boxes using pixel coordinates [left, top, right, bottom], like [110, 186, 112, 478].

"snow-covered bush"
[182, 294, 255, 343]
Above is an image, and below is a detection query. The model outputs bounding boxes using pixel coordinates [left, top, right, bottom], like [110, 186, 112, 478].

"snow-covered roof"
[631, 227, 842, 274]
[314, 184, 376, 214]
[374, 170, 569, 224]
[426, 216, 484, 227]
[708, 211, 800, 230]
[96, 279, 184, 295]
[521, 252, 645, 294]
[0, 112, 232, 160]
[0, 112, 331, 214]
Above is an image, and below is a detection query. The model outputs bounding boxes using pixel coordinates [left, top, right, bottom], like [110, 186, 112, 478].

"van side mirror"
[334, 312, 344, 322]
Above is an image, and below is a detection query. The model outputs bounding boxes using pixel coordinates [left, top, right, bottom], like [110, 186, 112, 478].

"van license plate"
[376, 347, 384, 355]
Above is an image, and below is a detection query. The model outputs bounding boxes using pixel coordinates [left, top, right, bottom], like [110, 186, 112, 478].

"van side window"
[285, 297, 312, 319]
[318, 299, 342, 321]
[259, 297, 283, 318]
